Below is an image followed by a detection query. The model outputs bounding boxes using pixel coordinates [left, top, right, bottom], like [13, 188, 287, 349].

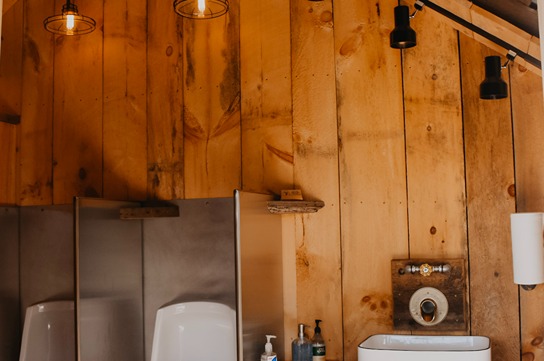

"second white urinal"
[19, 300, 75, 361]
[150, 301, 237, 361]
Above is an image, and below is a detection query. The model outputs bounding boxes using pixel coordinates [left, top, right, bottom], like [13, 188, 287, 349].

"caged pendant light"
[174, 0, 229, 19]
[44, 0, 96, 35]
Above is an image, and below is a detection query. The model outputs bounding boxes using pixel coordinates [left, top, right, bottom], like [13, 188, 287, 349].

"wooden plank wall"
[2, 1, 544, 360]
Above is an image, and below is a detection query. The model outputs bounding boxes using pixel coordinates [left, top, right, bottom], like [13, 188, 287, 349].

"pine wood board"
[0, 122, 17, 204]
[52, 0, 103, 204]
[0, 1, 22, 118]
[291, 0, 342, 359]
[403, 9, 467, 260]
[429, 0, 540, 76]
[2, 0, 17, 14]
[146, 2, 184, 201]
[182, 14, 241, 198]
[460, 34, 520, 361]
[102, 0, 147, 201]
[0, 1, 21, 205]
[240, 0, 293, 196]
[510, 62, 544, 361]
[18, 0, 54, 205]
[333, 0, 408, 358]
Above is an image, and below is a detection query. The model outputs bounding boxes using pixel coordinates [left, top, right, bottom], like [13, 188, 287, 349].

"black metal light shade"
[480, 56, 508, 100]
[174, 0, 229, 19]
[44, 0, 96, 35]
[390, 5, 416, 49]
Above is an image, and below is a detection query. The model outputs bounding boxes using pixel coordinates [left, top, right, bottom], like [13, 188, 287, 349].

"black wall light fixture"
[390, 1, 425, 49]
[480, 50, 517, 100]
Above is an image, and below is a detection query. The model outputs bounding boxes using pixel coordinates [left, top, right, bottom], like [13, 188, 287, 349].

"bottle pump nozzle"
[265, 335, 276, 353]
[314, 319, 322, 333]
[297, 323, 305, 338]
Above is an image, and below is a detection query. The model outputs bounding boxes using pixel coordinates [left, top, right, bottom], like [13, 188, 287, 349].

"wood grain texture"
[0, 0, 22, 117]
[52, 0, 103, 204]
[510, 61, 544, 361]
[240, 0, 293, 195]
[0, 0, 22, 205]
[403, 9, 467, 259]
[147, 2, 184, 201]
[334, 0, 408, 358]
[291, 0, 342, 359]
[183, 11, 241, 198]
[103, 0, 147, 201]
[460, 34, 520, 361]
[0, 123, 17, 204]
[19, 0, 54, 205]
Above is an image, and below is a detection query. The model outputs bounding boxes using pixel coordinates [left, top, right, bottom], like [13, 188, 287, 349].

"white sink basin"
[358, 334, 490, 361]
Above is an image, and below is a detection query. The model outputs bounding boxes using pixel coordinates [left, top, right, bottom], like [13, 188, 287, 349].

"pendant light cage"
[44, 1, 96, 35]
[173, 0, 229, 19]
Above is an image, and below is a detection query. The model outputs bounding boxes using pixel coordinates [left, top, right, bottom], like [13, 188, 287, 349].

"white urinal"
[19, 300, 75, 361]
[150, 301, 237, 361]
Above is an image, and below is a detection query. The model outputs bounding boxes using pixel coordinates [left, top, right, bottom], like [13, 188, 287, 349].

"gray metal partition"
[28, 192, 285, 361]
[0, 207, 20, 361]
[235, 190, 285, 361]
[76, 198, 143, 361]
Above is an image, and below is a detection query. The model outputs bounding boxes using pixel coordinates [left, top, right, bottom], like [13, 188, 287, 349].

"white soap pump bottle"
[261, 335, 277, 361]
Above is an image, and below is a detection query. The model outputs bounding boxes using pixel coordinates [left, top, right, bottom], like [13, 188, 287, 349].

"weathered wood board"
[147, 1, 184, 201]
[291, 0, 342, 359]
[460, 34, 520, 361]
[333, 0, 408, 358]
[103, 0, 147, 201]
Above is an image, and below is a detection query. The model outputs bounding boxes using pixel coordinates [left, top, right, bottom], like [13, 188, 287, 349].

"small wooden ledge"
[120, 206, 180, 219]
[267, 200, 325, 214]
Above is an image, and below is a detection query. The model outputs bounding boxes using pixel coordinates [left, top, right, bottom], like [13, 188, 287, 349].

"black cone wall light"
[390, 1, 424, 49]
[479, 51, 516, 100]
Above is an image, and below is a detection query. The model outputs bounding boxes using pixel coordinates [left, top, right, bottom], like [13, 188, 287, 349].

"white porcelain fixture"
[19, 300, 75, 361]
[150, 301, 237, 361]
[358, 334, 491, 361]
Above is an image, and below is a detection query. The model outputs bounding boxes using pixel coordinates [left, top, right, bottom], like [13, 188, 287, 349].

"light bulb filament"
[66, 14, 75, 30]
[197, 0, 206, 16]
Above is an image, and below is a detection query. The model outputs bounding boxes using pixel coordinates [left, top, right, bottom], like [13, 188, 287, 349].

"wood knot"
[362, 295, 371, 303]
[320, 10, 333, 23]
[531, 336, 543, 346]
[430, 226, 437, 235]
[522, 352, 535, 361]
[507, 184, 516, 197]
[166, 45, 174, 56]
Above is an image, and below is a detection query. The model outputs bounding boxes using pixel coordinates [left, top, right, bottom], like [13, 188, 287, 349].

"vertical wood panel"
[0, 123, 17, 204]
[19, 0, 54, 205]
[52, 0, 103, 204]
[183, 12, 241, 198]
[0, 1, 21, 205]
[334, 0, 408, 358]
[147, 1, 184, 201]
[403, 10, 467, 259]
[510, 63, 544, 361]
[103, 0, 147, 201]
[291, 0, 342, 359]
[0, 1, 23, 117]
[460, 35, 519, 361]
[240, 0, 293, 195]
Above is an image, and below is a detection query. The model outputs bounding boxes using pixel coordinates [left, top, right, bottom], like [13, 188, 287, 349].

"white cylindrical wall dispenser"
[510, 213, 544, 286]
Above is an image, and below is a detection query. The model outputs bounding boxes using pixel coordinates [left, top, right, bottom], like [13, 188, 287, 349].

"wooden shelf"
[267, 200, 325, 214]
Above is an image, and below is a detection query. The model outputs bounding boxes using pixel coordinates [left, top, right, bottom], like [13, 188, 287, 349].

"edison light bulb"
[66, 14, 75, 30]
[197, 0, 206, 16]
